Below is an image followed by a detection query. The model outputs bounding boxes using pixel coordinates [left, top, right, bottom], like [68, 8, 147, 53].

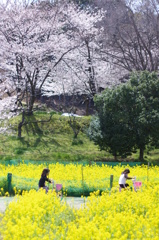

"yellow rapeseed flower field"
[1, 186, 159, 239]
[0, 163, 159, 239]
[0, 163, 158, 194]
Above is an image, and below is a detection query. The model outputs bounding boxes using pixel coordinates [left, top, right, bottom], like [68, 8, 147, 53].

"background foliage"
[89, 71, 159, 161]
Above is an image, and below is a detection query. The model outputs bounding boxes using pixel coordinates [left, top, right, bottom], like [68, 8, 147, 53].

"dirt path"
[63, 197, 87, 209]
[0, 196, 87, 213]
[0, 197, 14, 213]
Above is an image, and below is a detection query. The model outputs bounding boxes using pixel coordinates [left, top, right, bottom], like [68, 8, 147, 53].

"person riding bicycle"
[39, 168, 53, 193]
[119, 168, 133, 189]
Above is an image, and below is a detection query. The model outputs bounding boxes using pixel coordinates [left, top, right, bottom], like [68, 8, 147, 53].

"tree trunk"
[74, 132, 78, 139]
[85, 40, 96, 96]
[85, 99, 89, 116]
[18, 111, 25, 138]
[18, 123, 22, 138]
[139, 148, 144, 161]
[28, 95, 35, 115]
[114, 154, 117, 161]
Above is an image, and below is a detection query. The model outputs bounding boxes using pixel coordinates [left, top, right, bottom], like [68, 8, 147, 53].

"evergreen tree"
[89, 71, 159, 161]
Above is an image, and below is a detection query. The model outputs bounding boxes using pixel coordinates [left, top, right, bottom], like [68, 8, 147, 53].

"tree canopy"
[89, 71, 159, 161]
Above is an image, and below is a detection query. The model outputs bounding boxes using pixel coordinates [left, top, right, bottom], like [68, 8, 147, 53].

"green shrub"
[72, 139, 83, 146]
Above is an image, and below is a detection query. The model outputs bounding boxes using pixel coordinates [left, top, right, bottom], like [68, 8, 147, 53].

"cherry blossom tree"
[37, 2, 106, 114]
[0, 1, 79, 115]
[0, 0, 105, 134]
[0, 0, 105, 107]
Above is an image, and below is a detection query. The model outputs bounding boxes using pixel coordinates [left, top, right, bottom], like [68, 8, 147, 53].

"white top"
[119, 173, 127, 185]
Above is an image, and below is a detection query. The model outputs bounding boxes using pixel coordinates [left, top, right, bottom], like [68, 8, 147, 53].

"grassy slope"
[0, 112, 112, 162]
[0, 111, 158, 163]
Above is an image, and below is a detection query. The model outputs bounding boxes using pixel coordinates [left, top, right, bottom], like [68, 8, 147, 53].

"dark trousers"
[119, 183, 129, 188]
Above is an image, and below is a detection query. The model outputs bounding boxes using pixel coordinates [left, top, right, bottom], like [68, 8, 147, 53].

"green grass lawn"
[0, 111, 159, 163]
[0, 132, 112, 162]
[0, 112, 112, 162]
